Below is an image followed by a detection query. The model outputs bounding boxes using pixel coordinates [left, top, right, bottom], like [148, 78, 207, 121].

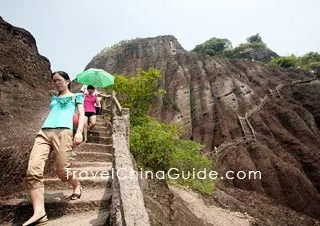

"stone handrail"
[237, 115, 255, 139]
[245, 113, 256, 139]
[112, 91, 123, 116]
[205, 136, 255, 159]
[110, 95, 150, 225]
[246, 96, 268, 119]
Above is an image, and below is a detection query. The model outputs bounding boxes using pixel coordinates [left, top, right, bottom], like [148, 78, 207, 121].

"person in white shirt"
[80, 85, 110, 116]
[80, 85, 87, 94]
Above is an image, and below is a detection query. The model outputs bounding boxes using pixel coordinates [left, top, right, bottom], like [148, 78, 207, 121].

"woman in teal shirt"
[22, 71, 85, 226]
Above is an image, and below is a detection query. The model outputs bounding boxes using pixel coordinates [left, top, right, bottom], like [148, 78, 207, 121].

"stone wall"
[110, 108, 150, 226]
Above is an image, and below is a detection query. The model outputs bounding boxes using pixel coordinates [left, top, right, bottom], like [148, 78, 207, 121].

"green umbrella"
[76, 68, 114, 88]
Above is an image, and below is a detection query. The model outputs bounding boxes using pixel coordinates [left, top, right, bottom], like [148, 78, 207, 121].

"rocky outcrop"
[86, 35, 320, 218]
[0, 17, 51, 197]
[230, 47, 279, 62]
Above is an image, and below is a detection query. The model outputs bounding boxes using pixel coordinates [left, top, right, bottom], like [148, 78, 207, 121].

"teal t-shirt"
[42, 93, 84, 130]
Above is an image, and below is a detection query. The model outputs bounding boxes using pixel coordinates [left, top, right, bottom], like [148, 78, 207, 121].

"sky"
[1, 0, 319, 79]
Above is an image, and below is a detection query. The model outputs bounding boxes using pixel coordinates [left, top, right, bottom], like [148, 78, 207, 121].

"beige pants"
[26, 128, 74, 189]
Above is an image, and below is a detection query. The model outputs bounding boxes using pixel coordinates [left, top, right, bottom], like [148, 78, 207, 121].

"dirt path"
[170, 186, 253, 226]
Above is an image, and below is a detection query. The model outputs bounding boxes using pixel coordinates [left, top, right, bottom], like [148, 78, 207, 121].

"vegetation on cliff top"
[193, 33, 268, 58]
[193, 33, 320, 71]
[270, 52, 320, 70]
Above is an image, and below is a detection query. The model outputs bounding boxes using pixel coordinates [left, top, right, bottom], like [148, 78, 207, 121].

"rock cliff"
[0, 16, 51, 196]
[86, 35, 320, 218]
[229, 47, 279, 62]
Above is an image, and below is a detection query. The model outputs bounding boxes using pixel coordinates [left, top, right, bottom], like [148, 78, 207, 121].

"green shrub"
[223, 42, 267, 58]
[130, 116, 177, 171]
[105, 68, 166, 126]
[270, 55, 298, 68]
[169, 140, 216, 194]
[130, 116, 215, 194]
[111, 68, 216, 194]
[269, 52, 320, 69]
[192, 37, 232, 56]
[247, 33, 263, 44]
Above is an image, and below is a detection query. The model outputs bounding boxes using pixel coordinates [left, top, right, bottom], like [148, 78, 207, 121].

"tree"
[106, 68, 166, 125]
[193, 37, 232, 56]
[270, 55, 297, 68]
[300, 52, 320, 65]
[270, 52, 320, 69]
[247, 33, 263, 44]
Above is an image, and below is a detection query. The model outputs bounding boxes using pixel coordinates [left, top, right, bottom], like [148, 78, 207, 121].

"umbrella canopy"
[76, 68, 114, 88]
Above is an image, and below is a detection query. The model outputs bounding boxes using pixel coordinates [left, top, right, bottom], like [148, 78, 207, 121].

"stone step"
[95, 116, 106, 120]
[75, 143, 113, 154]
[44, 176, 112, 190]
[74, 152, 113, 162]
[95, 120, 110, 126]
[72, 161, 113, 168]
[92, 126, 109, 133]
[89, 131, 111, 137]
[1, 188, 111, 224]
[46, 210, 109, 226]
[88, 130, 112, 138]
[72, 165, 113, 176]
[87, 136, 112, 145]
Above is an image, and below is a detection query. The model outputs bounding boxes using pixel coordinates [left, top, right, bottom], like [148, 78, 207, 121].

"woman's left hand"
[74, 131, 83, 145]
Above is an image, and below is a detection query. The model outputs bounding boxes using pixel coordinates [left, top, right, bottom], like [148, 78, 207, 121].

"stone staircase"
[1, 115, 114, 225]
[237, 115, 255, 141]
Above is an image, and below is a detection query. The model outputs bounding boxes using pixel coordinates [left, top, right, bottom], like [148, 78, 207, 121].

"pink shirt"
[84, 94, 96, 113]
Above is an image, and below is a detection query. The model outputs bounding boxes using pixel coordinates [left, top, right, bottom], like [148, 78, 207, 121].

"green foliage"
[247, 33, 263, 44]
[192, 37, 232, 56]
[130, 116, 216, 194]
[300, 51, 320, 63]
[106, 68, 166, 126]
[222, 33, 267, 58]
[270, 52, 320, 69]
[223, 42, 267, 57]
[111, 68, 215, 194]
[270, 54, 298, 68]
[192, 34, 269, 59]
[130, 116, 178, 171]
[309, 61, 320, 69]
[299, 52, 320, 69]
[169, 140, 216, 195]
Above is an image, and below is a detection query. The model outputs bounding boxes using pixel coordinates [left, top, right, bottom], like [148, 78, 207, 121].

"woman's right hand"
[74, 131, 83, 145]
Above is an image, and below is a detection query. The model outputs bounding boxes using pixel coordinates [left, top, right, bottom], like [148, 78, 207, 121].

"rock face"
[230, 47, 279, 62]
[86, 35, 320, 218]
[0, 17, 51, 196]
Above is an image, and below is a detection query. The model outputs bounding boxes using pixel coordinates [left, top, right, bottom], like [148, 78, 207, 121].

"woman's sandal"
[70, 186, 83, 200]
[21, 214, 48, 226]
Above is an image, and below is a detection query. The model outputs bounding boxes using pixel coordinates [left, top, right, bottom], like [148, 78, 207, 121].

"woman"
[83, 85, 100, 142]
[22, 71, 85, 226]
